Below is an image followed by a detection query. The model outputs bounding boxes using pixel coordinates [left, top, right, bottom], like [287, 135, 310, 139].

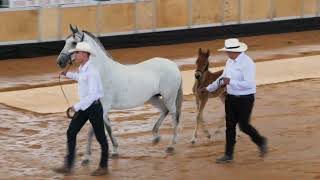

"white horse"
[57, 25, 183, 164]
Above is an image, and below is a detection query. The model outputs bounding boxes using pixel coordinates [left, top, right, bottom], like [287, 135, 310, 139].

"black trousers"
[224, 94, 264, 156]
[65, 100, 109, 168]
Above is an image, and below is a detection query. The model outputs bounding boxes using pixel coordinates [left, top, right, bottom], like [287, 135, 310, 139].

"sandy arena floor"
[1, 30, 320, 180]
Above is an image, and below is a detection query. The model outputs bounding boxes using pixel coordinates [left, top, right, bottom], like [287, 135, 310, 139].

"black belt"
[227, 94, 254, 98]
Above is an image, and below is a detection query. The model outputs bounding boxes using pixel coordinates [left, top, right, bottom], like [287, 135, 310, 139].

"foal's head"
[195, 48, 210, 80]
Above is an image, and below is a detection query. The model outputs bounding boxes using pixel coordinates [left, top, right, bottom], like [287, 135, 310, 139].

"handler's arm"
[66, 72, 79, 81]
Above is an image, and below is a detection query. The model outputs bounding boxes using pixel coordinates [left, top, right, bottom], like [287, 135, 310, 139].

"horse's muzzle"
[195, 72, 201, 79]
[57, 53, 71, 68]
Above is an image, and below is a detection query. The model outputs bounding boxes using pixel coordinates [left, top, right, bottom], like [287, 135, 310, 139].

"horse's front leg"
[81, 112, 118, 166]
[104, 117, 119, 158]
[82, 127, 94, 165]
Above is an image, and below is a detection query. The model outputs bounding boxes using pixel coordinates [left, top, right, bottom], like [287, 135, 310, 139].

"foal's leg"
[198, 96, 211, 139]
[148, 96, 169, 144]
[191, 95, 201, 144]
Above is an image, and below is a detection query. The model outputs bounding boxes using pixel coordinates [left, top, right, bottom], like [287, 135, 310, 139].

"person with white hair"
[54, 42, 109, 176]
[201, 38, 268, 163]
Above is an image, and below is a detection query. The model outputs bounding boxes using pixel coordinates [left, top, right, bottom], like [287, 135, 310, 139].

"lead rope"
[58, 63, 74, 119]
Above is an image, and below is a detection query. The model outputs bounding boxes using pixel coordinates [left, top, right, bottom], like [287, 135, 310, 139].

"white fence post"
[188, 0, 192, 28]
[57, 5, 62, 40]
[238, 0, 242, 23]
[37, 7, 42, 41]
[301, 0, 304, 18]
[134, 0, 138, 32]
[270, 0, 274, 21]
[221, 0, 225, 25]
[317, 0, 320, 16]
[96, 2, 101, 37]
[152, 0, 157, 31]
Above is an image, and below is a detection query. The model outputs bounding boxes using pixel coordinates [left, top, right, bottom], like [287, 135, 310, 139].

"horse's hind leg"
[82, 127, 94, 165]
[166, 111, 178, 153]
[148, 96, 169, 145]
[162, 98, 179, 153]
[162, 82, 183, 153]
[104, 117, 119, 157]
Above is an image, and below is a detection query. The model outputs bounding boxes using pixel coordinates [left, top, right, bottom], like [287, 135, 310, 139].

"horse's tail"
[175, 78, 183, 124]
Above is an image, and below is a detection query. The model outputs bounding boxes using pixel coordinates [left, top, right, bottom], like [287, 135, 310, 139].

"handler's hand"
[70, 106, 76, 112]
[66, 106, 76, 119]
[60, 71, 67, 76]
[222, 77, 230, 85]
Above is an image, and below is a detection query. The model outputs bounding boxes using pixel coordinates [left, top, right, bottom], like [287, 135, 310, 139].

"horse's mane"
[83, 30, 114, 60]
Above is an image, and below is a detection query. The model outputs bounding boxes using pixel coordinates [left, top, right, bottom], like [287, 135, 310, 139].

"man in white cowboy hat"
[54, 42, 109, 176]
[201, 38, 268, 163]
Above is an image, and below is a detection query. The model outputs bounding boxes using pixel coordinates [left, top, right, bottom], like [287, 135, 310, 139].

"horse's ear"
[206, 49, 210, 57]
[75, 26, 79, 33]
[198, 48, 202, 54]
[69, 24, 77, 34]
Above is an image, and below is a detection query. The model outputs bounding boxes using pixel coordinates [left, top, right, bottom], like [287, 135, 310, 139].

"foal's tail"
[175, 78, 183, 124]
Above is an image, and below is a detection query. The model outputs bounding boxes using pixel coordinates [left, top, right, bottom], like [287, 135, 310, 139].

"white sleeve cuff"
[206, 82, 218, 92]
[73, 104, 80, 112]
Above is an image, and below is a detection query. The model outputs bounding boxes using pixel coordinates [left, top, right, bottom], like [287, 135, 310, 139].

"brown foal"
[191, 48, 226, 144]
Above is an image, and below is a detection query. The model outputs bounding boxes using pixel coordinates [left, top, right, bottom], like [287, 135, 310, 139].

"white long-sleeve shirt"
[206, 52, 256, 95]
[66, 60, 104, 111]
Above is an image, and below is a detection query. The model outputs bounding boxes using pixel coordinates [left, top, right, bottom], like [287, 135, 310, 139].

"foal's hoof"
[152, 136, 161, 145]
[81, 159, 90, 166]
[165, 146, 175, 153]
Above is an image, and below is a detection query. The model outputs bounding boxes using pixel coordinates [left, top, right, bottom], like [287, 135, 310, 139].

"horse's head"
[57, 25, 85, 68]
[195, 48, 210, 80]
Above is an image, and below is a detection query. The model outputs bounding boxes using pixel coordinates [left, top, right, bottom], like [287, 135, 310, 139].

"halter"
[59, 52, 73, 66]
[67, 33, 84, 65]
[74, 32, 84, 42]
[195, 62, 209, 75]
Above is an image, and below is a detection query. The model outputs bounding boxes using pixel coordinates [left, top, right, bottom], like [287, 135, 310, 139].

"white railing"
[0, 0, 318, 45]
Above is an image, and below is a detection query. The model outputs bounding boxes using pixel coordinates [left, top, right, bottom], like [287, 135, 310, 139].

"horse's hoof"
[165, 146, 175, 153]
[152, 136, 161, 145]
[110, 152, 119, 159]
[207, 134, 211, 139]
[81, 159, 90, 166]
[191, 139, 196, 144]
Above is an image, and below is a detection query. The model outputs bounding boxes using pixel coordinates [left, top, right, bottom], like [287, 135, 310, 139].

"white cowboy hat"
[218, 38, 248, 52]
[69, 42, 95, 56]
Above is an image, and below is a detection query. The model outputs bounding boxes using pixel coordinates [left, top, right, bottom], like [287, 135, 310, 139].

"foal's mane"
[83, 30, 114, 60]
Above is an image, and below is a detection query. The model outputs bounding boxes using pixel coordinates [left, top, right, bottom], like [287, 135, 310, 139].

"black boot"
[91, 167, 108, 176]
[216, 155, 233, 164]
[53, 166, 72, 175]
[259, 137, 268, 157]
